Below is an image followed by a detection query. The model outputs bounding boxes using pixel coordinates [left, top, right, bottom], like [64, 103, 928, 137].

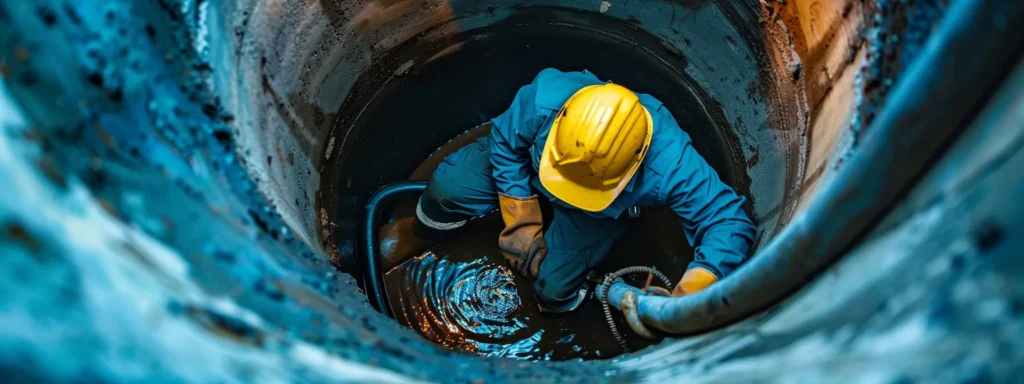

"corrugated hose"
[599, 266, 672, 351]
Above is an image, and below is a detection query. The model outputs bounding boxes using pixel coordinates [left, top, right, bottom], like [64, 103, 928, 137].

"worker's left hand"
[671, 267, 718, 296]
[497, 194, 547, 279]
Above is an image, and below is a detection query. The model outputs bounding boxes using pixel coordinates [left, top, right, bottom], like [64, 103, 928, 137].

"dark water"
[387, 252, 537, 357]
[381, 124, 699, 361]
[384, 209, 691, 361]
[364, 7, 735, 361]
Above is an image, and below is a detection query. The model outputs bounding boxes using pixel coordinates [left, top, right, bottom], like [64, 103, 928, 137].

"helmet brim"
[538, 107, 653, 212]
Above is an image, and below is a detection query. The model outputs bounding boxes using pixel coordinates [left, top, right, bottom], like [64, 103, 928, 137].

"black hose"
[362, 181, 428, 317]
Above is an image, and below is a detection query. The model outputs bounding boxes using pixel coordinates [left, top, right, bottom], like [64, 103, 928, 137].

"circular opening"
[6, 0, 929, 380]
[311, 4, 805, 360]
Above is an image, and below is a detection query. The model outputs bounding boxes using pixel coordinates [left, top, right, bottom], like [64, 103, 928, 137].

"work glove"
[497, 194, 547, 280]
[671, 267, 718, 296]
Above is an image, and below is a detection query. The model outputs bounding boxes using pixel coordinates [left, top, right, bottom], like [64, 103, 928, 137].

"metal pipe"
[362, 181, 428, 317]
[610, 0, 1024, 334]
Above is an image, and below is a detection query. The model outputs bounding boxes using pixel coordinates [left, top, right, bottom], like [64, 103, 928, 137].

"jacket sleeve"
[489, 82, 547, 198]
[661, 140, 756, 279]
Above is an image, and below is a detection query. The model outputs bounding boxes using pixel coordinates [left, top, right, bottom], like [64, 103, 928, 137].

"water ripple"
[392, 253, 537, 355]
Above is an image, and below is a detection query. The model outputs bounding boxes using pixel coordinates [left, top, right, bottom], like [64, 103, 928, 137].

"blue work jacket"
[489, 68, 756, 278]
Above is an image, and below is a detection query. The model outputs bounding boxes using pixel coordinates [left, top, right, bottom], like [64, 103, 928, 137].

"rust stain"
[319, 207, 340, 265]
[274, 145, 288, 180]
[746, 144, 760, 168]
[350, 0, 424, 36]
[425, 42, 463, 64]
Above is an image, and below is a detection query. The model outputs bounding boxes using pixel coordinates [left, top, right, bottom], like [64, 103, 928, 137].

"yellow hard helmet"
[539, 83, 653, 212]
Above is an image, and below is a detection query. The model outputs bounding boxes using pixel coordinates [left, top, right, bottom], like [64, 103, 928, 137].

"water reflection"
[393, 254, 538, 356]
[382, 213, 671, 360]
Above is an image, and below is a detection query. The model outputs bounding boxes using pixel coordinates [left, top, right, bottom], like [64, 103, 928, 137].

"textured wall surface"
[3, 0, 1020, 382]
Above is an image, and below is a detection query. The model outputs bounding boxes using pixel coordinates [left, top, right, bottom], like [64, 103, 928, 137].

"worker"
[379, 68, 756, 313]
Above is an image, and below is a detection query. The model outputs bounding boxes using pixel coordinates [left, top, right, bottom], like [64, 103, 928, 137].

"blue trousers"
[417, 137, 628, 306]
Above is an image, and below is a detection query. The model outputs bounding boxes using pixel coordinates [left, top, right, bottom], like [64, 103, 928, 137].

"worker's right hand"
[497, 194, 547, 280]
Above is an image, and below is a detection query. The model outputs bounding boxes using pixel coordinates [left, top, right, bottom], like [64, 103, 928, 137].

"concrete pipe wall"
[4, 0, 1023, 382]
[211, 0, 886, 273]
[236, 0, 818, 268]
